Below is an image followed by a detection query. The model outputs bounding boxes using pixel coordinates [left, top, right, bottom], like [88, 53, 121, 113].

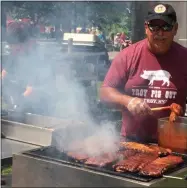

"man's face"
[145, 19, 178, 54]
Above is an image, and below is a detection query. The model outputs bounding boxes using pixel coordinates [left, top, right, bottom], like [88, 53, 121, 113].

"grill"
[23, 146, 187, 183]
[7, 113, 187, 187]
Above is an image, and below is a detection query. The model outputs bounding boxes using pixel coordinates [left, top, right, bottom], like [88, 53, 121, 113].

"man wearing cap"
[100, 3, 187, 142]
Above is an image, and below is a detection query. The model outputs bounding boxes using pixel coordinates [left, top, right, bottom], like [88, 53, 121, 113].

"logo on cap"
[154, 4, 166, 13]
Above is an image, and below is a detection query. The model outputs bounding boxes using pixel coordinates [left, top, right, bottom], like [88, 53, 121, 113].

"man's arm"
[100, 49, 151, 116]
[100, 87, 132, 109]
[100, 50, 132, 108]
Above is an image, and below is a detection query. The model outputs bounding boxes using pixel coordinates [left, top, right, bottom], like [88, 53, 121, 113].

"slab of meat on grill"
[148, 145, 172, 156]
[120, 142, 172, 156]
[117, 149, 138, 160]
[67, 151, 89, 162]
[113, 153, 158, 173]
[84, 153, 119, 167]
[139, 155, 184, 177]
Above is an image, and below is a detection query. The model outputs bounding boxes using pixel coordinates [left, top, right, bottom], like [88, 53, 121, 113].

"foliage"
[2, 1, 132, 36]
[85, 1, 131, 36]
[1, 165, 12, 175]
[3, 1, 55, 23]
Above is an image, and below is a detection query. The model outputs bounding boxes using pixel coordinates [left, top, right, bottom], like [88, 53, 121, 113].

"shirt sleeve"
[102, 50, 129, 89]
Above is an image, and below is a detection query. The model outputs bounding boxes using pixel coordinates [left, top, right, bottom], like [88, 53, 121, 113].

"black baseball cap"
[145, 3, 177, 25]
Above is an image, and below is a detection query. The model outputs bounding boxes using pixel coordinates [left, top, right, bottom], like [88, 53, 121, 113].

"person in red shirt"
[2, 20, 51, 114]
[2, 21, 35, 96]
[100, 3, 187, 143]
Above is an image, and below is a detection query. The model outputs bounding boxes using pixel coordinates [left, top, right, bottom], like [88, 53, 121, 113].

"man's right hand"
[127, 97, 152, 116]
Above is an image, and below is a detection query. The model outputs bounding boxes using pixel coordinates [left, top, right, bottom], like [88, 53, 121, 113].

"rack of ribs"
[117, 149, 138, 160]
[84, 153, 119, 167]
[139, 155, 184, 177]
[148, 145, 172, 156]
[67, 151, 89, 162]
[113, 153, 158, 173]
[120, 142, 172, 156]
[120, 142, 155, 153]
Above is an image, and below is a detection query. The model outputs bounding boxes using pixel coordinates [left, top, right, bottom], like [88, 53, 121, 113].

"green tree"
[3, 1, 132, 36]
[84, 1, 132, 36]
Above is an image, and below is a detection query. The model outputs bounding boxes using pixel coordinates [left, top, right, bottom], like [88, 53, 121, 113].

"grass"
[1, 165, 12, 175]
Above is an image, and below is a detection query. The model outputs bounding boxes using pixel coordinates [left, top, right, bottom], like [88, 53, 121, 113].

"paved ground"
[1, 175, 12, 188]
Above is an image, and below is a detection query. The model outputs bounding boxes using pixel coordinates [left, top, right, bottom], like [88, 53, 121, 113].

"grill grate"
[23, 146, 187, 183]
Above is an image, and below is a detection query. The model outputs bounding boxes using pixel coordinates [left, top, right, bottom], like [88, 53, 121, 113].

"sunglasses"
[147, 23, 174, 32]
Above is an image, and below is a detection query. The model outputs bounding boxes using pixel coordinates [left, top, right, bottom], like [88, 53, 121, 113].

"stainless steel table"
[1, 138, 40, 160]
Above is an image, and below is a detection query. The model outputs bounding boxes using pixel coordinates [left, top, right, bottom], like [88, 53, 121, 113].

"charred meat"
[139, 155, 184, 177]
[120, 142, 172, 156]
[148, 145, 172, 156]
[67, 151, 89, 162]
[85, 153, 119, 167]
[120, 142, 155, 154]
[117, 149, 138, 160]
[113, 153, 157, 173]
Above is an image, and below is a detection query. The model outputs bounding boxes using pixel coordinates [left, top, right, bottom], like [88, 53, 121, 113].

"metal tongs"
[151, 103, 182, 113]
[151, 103, 182, 122]
[151, 106, 171, 112]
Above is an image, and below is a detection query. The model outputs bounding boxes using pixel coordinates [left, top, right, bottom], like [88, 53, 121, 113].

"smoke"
[51, 52, 120, 156]
[53, 121, 120, 157]
[53, 61, 91, 121]
[2, 1, 120, 155]
[79, 122, 120, 156]
[2, 36, 120, 157]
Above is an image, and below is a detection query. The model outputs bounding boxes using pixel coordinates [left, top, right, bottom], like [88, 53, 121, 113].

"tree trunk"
[1, 5, 7, 41]
[131, 1, 149, 43]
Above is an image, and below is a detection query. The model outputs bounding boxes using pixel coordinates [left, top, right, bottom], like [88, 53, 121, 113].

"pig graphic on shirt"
[140, 70, 171, 86]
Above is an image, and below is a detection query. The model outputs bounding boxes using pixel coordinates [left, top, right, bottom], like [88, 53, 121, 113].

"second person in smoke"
[2, 20, 51, 114]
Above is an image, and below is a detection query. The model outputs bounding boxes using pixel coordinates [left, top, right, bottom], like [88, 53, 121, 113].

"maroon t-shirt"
[102, 39, 187, 142]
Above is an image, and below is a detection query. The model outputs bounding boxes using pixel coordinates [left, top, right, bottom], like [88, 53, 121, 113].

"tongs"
[151, 106, 171, 112]
[151, 103, 182, 113]
[151, 105, 178, 122]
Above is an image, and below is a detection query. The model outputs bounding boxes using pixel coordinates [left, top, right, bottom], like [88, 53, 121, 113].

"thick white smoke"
[2, 39, 120, 156]
[51, 50, 120, 156]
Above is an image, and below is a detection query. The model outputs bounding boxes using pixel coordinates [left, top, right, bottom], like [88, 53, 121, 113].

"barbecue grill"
[1, 111, 121, 151]
[1, 112, 94, 146]
[5, 111, 187, 187]
[12, 146, 187, 187]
